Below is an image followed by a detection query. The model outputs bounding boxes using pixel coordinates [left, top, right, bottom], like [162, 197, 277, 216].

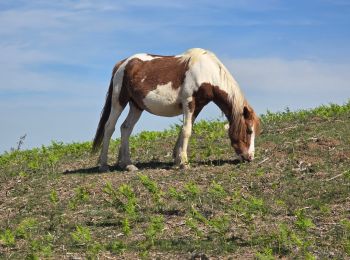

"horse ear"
[243, 106, 252, 119]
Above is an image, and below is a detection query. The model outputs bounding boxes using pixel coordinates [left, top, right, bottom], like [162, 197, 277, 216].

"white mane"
[180, 48, 246, 120]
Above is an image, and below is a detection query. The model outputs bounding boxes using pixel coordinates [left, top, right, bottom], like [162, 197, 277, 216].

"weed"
[209, 215, 230, 235]
[295, 209, 315, 231]
[107, 240, 126, 255]
[71, 225, 92, 246]
[231, 192, 266, 221]
[122, 218, 131, 236]
[102, 181, 124, 208]
[184, 181, 200, 199]
[119, 184, 138, 220]
[208, 181, 227, 199]
[185, 217, 203, 238]
[190, 207, 208, 225]
[49, 189, 59, 205]
[0, 229, 16, 247]
[103, 182, 138, 219]
[168, 187, 186, 201]
[256, 248, 274, 260]
[15, 218, 38, 239]
[144, 215, 165, 246]
[139, 174, 164, 207]
[87, 242, 103, 259]
[28, 233, 54, 259]
[340, 219, 350, 255]
[69, 186, 90, 209]
[344, 169, 350, 180]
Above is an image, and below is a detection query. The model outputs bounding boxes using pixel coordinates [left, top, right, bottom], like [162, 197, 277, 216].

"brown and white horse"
[92, 48, 260, 171]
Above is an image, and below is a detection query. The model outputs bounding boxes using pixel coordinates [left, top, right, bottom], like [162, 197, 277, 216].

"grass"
[0, 101, 350, 259]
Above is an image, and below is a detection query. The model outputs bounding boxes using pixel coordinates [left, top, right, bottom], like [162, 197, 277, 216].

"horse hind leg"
[118, 102, 143, 171]
[99, 99, 125, 172]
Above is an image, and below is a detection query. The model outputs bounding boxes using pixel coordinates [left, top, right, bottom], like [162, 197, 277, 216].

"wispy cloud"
[225, 57, 350, 111]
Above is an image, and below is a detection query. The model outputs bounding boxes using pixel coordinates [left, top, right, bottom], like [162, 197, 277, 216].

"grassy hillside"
[1, 102, 350, 259]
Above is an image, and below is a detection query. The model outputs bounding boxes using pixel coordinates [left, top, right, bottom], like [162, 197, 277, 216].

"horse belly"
[143, 83, 182, 117]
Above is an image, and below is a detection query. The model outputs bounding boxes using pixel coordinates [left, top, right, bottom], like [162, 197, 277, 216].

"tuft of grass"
[71, 225, 92, 246]
[0, 229, 16, 247]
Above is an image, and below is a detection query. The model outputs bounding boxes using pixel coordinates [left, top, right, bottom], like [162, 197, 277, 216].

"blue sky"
[1, 0, 349, 152]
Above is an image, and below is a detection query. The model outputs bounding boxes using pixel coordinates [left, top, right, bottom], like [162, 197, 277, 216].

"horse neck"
[212, 85, 243, 126]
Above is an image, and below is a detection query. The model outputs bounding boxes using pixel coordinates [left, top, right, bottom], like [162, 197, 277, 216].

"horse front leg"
[174, 97, 194, 169]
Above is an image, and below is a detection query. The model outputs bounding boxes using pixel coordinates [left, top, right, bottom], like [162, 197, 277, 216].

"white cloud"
[224, 57, 350, 111]
[226, 58, 350, 93]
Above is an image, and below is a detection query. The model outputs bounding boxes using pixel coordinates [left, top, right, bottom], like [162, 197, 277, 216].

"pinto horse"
[92, 48, 260, 171]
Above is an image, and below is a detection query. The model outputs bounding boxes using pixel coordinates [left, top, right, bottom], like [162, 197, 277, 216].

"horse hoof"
[126, 164, 139, 172]
[180, 164, 190, 170]
[99, 165, 109, 172]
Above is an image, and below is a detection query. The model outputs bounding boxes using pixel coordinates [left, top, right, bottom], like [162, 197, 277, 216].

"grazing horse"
[92, 48, 260, 172]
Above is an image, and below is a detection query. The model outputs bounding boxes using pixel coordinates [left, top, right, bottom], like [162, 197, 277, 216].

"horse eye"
[247, 126, 253, 134]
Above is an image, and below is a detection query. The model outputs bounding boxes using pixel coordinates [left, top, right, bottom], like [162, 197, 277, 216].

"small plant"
[208, 181, 227, 199]
[340, 219, 350, 255]
[274, 223, 315, 258]
[107, 240, 126, 255]
[69, 186, 90, 209]
[0, 229, 16, 247]
[139, 174, 164, 207]
[185, 217, 203, 238]
[49, 189, 59, 205]
[344, 170, 350, 180]
[102, 181, 123, 208]
[15, 218, 38, 239]
[184, 181, 200, 199]
[295, 209, 315, 231]
[71, 225, 91, 246]
[119, 184, 138, 220]
[190, 207, 208, 225]
[87, 242, 103, 259]
[28, 233, 54, 259]
[145, 215, 165, 246]
[209, 215, 230, 235]
[122, 218, 131, 236]
[231, 192, 266, 221]
[168, 187, 186, 201]
[103, 182, 139, 233]
[256, 247, 274, 260]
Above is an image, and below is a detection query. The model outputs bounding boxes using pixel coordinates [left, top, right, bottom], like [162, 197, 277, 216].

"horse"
[92, 48, 260, 172]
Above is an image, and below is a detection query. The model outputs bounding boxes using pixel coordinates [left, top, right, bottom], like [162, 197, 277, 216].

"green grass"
[0, 101, 350, 259]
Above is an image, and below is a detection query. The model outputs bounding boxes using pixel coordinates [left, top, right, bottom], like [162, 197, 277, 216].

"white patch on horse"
[180, 48, 245, 115]
[248, 126, 255, 160]
[143, 82, 182, 117]
[141, 77, 146, 82]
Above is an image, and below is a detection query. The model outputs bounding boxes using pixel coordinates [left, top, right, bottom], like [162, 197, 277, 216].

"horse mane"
[181, 49, 247, 134]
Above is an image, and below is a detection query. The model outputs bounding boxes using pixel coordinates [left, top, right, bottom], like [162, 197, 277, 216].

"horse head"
[228, 104, 260, 162]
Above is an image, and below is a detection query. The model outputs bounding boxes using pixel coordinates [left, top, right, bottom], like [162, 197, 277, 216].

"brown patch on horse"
[192, 83, 234, 122]
[120, 56, 189, 110]
[192, 83, 260, 154]
[188, 100, 195, 112]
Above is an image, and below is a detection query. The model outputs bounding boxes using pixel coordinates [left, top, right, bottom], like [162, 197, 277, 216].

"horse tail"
[92, 76, 114, 153]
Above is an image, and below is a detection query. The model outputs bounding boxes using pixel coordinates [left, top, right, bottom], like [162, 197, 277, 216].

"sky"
[1, 0, 349, 152]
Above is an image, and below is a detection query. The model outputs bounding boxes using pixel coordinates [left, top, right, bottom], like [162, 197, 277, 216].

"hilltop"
[0, 102, 349, 259]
